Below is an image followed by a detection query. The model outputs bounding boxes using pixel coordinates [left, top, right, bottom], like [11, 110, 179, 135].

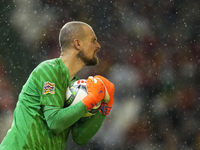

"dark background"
[1, 0, 200, 149]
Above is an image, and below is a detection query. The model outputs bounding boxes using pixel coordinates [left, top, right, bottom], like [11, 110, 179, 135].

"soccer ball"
[65, 79, 101, 117]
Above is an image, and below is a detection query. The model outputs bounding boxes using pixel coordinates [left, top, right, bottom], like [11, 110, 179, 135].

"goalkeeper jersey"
[0, 58, 79, 150]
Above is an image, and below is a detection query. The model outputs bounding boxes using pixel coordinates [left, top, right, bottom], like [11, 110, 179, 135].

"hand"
[81, 76, 105, 111]
[94, 75, 115, 115]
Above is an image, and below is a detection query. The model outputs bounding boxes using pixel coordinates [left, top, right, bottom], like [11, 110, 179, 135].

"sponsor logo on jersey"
[43, 82, 55, 94]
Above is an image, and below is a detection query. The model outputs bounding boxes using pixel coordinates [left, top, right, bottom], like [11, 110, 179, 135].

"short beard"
[77, 50, 99, 66]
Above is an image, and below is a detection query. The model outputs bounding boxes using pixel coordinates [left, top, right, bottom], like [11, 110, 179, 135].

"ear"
[73, 39, 81, 50]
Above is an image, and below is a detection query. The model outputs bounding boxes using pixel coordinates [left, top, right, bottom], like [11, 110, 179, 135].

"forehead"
[84, 25, 97, 39]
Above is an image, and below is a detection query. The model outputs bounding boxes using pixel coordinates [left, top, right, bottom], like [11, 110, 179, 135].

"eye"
[92, 38, 97, 43]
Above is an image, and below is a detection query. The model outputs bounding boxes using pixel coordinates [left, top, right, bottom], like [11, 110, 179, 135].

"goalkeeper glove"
[94, 75, 115, 116]
[81, 76, 105, 111]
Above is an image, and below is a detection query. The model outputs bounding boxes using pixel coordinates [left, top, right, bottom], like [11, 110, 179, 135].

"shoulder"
[39, 58, 59, 68]
[28, 58, 61, 81]
[32, 58, 70, 83]
[34, 58, 60, 73]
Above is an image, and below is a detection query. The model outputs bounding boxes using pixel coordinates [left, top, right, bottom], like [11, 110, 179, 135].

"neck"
[60, 51, 85, 81]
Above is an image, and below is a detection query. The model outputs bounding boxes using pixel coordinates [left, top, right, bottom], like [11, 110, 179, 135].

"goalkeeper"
[0, 21, 115, 150]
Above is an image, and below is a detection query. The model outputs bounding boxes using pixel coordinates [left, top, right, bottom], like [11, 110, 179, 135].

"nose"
[97, 42, 101, 49]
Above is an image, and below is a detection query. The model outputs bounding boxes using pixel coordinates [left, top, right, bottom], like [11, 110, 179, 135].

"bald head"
[59, 21, 92, 51]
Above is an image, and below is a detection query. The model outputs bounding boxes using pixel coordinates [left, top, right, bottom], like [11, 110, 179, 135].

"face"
[77, 26, 101, 66]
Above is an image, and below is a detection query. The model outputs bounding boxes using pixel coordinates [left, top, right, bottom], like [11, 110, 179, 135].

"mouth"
[95, 48, 100, 54]
[94, 49, 99, 56]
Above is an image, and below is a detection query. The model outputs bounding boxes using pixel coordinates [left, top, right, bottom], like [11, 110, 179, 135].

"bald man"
[0, 21, 115, 150]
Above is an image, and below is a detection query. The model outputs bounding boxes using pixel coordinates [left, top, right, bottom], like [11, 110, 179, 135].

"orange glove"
[94, 75, 115, 115]
[81, 76, 105, 111]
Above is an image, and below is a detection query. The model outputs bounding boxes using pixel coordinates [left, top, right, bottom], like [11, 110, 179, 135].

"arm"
[43, 101, 88, 134]
[43, 76, 106, 135]
[71, 111, 106, 145]
[71, 76, 115, 145]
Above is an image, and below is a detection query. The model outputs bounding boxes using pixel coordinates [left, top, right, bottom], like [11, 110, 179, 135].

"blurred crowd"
[1, 0, 200, 149]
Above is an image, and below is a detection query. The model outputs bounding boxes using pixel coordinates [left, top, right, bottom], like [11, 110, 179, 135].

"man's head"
[59, 21, 101, 66]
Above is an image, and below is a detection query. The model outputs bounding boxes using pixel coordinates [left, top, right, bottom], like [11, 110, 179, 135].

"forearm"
[43, 102, 88, 134]
[71, 111, 106, 145]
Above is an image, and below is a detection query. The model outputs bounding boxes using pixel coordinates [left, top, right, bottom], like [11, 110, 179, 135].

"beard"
[77, 50, 99, 66]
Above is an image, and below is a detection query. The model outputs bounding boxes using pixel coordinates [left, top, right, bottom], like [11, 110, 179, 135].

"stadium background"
[1, 0, 200, 149]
